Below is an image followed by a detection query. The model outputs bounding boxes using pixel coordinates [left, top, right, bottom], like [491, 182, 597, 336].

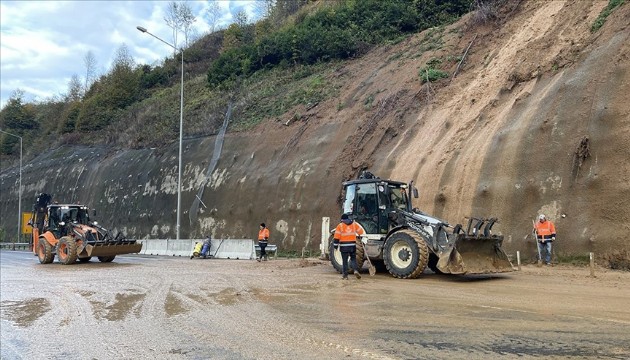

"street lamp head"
[136, 26, 147, 33]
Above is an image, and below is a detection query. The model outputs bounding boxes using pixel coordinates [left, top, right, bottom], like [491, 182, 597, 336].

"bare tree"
[178, 2, 196, 48]
[254, 0, 274, 20]
[113, 43, 135, 70]
[234, 9, 248, 27]
[205, 0, 222, 33]
[164, 1, 181, 54]
[83, 50, 97, 93]
[67, 74, 83, 101]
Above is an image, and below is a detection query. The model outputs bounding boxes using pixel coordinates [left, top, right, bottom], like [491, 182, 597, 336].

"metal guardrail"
[0, 242, 30, 251]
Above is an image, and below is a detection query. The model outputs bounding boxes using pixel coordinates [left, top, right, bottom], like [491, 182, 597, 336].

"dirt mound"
[315, 0, 629, 257]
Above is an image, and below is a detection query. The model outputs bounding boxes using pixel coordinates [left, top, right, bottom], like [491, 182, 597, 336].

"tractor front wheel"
[57, 236, 78, 265]
[37, 237, 54, 264]
[98, 256, 116, 263]
[384, 229, 429, 279]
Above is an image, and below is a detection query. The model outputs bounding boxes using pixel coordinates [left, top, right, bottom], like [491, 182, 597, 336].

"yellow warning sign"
[22, 212, 32, 234]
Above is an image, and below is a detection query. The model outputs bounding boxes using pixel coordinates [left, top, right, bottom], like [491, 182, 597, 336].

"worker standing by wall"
[534, 214, 557, 266]
[257, 223, 270, 262]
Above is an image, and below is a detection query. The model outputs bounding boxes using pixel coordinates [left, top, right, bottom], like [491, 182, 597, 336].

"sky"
[0, 0, 262, 109]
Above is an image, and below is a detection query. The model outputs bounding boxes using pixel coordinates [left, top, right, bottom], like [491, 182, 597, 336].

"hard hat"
[341, 213, 350, 220]
[539, 214, 546, 221]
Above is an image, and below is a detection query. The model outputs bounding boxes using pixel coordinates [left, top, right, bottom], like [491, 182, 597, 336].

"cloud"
[0, 0, 261, 109]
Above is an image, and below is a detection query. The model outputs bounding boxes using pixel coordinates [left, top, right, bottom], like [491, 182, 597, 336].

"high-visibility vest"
[535, 220, 556, 239]
[334, 222, 365, 246]
[258, 228, 270, 241]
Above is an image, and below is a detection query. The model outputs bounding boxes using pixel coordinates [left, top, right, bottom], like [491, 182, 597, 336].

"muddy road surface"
[1, 251, 629, 360]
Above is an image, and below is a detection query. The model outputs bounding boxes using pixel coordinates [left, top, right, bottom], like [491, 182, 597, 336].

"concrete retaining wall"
[137, 239, 255, 259]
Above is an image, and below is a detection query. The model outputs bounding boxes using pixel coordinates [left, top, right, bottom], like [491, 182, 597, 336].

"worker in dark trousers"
[257, 223, 270, 262]
[534, 214, 557, 265]
[333, 214, 365, 280]
[200, 236, 212, 259]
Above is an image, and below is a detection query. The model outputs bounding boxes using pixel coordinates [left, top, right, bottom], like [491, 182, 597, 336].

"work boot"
[190, 255, 194, 260]
[256, 257, 261, 262]
[354, 270, 361, 279]
[341, 275, 348, 280]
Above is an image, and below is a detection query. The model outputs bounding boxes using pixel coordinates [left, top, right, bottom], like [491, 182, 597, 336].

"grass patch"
[556, 254, 591, 266]
[419, 57, 449, 83]
[233, 62, 342, 130]
[591, 0, 626, 32]
[276, 249, 322, 259]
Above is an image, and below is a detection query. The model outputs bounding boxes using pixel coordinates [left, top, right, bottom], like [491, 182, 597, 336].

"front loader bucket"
[84, 242, 143, 257]
[436, 234, 514, 275]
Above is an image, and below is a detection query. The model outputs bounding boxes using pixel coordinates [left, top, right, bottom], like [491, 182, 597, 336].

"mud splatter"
[82, 291, 145, 321]
[165, 291, 188, 317]
[0, 298, 51, 327]
[210, 287, 244, 306]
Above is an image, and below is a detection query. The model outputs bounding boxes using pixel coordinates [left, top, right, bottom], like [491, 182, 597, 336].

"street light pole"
[0, 129, 23, 242]
[137, 26, 184, 241]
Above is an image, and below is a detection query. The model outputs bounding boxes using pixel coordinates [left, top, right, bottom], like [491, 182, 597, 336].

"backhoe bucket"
[83, 242, 143, 257]
[436, 234, 514, 275]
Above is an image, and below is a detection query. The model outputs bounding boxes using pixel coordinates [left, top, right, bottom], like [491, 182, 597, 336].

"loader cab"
[46, 205, 91, 237]
[342, 179, 412, 235]
[54, 205, 90, 225]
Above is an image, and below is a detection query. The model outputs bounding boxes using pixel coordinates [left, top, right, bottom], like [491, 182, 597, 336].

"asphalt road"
[1, 250, 629, 360]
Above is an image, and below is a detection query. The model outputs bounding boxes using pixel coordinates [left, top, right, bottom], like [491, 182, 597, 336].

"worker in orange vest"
[257, 223, 270, 262]
[333, 213, 365, 280]
[534, 214, 556, 265]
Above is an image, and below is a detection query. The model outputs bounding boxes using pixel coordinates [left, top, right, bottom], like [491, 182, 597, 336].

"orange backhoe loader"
[29, 193, 142, 265]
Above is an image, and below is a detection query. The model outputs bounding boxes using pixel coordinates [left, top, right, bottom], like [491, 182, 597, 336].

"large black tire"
[329, 235, 364, 274]
[98, 256, 116, 263]
[37, 238, 55, 264]
[78, 257, 92, 263]
[373, 260, 388, 273]
[428, 253, 444, 274]
[383, 229, 429, 279]
[57, 236, 78, 265]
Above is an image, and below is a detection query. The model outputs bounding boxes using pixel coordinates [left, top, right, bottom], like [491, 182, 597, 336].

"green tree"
[0, 90, 37, 130]
[67, 74, 83, 102]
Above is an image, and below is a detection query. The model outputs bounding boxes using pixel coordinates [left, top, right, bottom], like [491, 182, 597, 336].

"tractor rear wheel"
[37, 238, 54, 264]
[383, 229, 429, 279]
[57, 236, 78, 265]
[98, 256, 116, 263]
[329, 235, 364, 274]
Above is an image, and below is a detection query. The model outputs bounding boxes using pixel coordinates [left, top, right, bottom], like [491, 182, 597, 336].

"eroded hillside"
[1, 1, 628, 260]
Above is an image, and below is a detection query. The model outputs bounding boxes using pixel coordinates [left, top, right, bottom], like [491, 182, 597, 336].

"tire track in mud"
[163, 270, 397, 360]
[4, 253, 629, 359]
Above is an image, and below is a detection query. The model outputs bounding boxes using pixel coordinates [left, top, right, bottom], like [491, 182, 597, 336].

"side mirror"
[413, 187, 419, 198]
[92, 209, 97, 217]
